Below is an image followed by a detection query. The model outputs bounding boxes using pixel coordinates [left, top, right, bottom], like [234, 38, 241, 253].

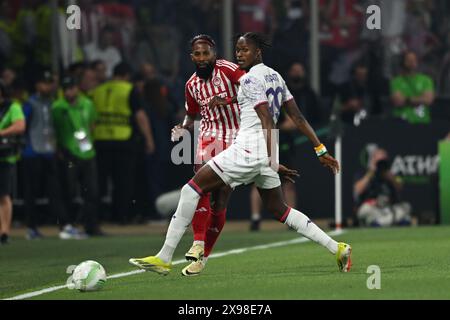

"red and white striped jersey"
[185, 59, 245, 143]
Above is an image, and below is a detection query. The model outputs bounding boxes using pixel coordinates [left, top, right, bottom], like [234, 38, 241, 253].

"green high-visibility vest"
[92, 80, 133, 141]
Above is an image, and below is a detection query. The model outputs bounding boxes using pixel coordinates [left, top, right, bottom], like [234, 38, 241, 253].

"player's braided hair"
[190, 34, 216, 48]
[235, 32, 272, 50]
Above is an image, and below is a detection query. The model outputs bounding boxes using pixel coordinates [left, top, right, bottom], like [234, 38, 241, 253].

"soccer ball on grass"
[68, 260, 107, 292]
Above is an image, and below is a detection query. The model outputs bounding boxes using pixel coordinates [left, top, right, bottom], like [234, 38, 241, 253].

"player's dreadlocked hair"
[190, 34, 216, 48]
[235, 32, 272, 50]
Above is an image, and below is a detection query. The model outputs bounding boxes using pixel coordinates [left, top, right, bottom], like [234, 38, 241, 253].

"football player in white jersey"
[130, 32, 352, 275]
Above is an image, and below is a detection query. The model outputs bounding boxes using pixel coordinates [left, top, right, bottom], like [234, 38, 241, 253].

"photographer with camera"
[353, 147, 412, 227]
[0, 80, 25, 244]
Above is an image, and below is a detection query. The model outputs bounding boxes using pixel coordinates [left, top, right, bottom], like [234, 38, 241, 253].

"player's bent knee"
[267, 203, 289, 221]
[183, 181, 203, 198]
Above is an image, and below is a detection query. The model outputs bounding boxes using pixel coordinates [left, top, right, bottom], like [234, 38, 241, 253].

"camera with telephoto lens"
[0, 136, 26, 158]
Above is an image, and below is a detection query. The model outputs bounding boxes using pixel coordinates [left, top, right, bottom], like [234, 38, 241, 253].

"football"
[69, 260, 107, 292]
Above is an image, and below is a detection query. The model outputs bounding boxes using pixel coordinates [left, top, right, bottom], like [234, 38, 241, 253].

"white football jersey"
[235, 63, 293, 155]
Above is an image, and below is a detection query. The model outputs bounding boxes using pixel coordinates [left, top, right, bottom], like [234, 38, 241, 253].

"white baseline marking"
[4, 230, 345, 300]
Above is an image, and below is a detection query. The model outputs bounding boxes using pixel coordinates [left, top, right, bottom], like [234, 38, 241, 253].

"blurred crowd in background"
[2, 0, 450, 111]
[1, 0, 450, 241]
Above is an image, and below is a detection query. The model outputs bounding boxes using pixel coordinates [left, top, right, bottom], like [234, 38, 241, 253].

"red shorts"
[194, 137, 231, 173]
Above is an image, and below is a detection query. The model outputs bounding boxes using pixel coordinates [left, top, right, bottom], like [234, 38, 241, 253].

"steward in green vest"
[89, 62, 154, 224]
[91, 76, 133, 142]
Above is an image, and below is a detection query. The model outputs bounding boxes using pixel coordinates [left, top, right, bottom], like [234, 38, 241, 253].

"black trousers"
[58, 154, 100, 233]
[0, 162, 14, 197]
[95, 143, 137, 224]
[20, 157, 68, 229]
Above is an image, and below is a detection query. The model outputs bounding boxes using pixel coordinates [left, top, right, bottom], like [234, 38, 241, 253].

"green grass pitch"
[1, 226, 450, 300]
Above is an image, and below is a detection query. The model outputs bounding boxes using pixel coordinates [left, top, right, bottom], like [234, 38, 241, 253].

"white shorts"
[207, 142, 281, 190]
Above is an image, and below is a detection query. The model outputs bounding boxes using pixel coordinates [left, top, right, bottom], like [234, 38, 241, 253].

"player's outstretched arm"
[283, 99, 340, 174]
[283, 99, 320, 145]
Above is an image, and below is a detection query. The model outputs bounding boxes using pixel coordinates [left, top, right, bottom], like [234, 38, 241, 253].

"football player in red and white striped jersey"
[171, 35, 245, 276]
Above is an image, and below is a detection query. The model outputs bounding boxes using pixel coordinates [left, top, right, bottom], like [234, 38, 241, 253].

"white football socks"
[284, 208, 338, 254]
[156, 184, 201, 263]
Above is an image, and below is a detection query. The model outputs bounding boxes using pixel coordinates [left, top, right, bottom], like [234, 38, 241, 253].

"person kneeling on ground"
[354, 148, 412, 227]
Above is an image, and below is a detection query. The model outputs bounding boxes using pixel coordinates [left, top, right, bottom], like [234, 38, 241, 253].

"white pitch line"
[4, 229, 345, 300]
